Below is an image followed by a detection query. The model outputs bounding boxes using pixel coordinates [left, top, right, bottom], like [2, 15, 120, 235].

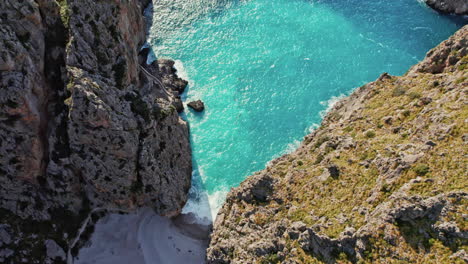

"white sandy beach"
[74, 208, 210, 264]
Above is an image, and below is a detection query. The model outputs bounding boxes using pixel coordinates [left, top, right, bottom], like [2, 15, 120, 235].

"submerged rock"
[188, 100, 206, 112]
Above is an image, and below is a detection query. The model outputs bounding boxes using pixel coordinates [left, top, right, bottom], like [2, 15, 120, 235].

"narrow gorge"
[0, 0, 467, 264]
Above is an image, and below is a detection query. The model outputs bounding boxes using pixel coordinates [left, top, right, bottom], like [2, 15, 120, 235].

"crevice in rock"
[132, 129, 145, 196]
[37, 1, 71, 186]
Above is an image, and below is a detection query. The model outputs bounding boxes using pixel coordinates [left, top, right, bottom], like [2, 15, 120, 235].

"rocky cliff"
[425, 0, 468, 15]
[207, 25, 468, 264]
[0, 0, 191, 263]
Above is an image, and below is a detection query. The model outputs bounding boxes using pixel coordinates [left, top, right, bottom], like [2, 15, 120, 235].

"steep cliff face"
[207, 26, 468, 264]
[425, 0, 468, 15]
[0, 0, 191, 262]
[64, 0, 191, 216]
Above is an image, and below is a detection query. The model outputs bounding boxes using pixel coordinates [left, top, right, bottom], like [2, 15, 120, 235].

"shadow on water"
[446, 14, 468, 26]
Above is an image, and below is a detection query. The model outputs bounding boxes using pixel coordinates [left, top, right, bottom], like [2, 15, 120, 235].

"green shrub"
[57, 0, 69, 28]
[458, 57, 468, 71]
[112, 61, 126, 89]
[124, 93, 150, 122]
[17, 32, 31, 44]
[392, 86, 407, 96]
[314, 135, 330, 148]
[343, 126, 353, 132]
[314, 154, 324, 164]
[261, 253, 280, 264]
[455, 76, 466, 84]
[381, 183, 392, 193]
[408, 92, 421, 100]
[365, 130, 376, 138]
[413, 164, 430, 176]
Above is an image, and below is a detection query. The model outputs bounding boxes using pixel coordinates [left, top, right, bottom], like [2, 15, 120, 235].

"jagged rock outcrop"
[0, 0, 191, 262]
[425, 0, 468, 15]
[207, 25, 468, 264]
[188, 100, 206, 112]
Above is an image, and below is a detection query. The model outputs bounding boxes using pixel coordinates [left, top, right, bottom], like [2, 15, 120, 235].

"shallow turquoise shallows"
[150, 0, 466, 222]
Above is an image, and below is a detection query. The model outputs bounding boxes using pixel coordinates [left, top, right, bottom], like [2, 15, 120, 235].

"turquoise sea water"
[149, 0, 466, 222]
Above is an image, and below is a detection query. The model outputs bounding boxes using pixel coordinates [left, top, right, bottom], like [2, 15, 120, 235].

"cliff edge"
[207, 25, 468, 264]
[425, 0, 468, 15]
[0, 0, 191, 263]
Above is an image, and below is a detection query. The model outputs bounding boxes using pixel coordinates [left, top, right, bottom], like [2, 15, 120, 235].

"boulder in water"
[188, 100, 205, 112]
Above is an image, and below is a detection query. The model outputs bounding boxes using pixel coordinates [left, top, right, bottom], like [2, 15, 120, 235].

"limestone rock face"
[207, 25, 468, 264]
[410, 26, 468, 74]
[425, 0, 468, 15]
[0, 0, 191, 262]
[63, 0, 191, 216]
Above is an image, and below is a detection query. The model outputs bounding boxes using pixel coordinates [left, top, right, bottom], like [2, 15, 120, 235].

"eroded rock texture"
[0, 0, 191, 262]
[425, 0, 468, 15]
[207, 26, 468, 264]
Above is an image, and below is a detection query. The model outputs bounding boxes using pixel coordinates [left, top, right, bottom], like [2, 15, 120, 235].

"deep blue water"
[149, 0, 466, 222]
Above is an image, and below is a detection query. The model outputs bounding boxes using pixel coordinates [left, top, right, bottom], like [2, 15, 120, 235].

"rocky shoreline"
[425, 0, 468, 15]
